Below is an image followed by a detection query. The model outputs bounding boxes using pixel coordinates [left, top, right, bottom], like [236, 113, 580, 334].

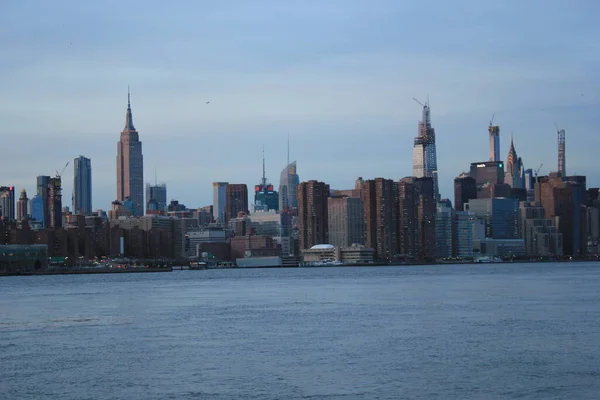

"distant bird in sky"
[206, 101, 210, 104]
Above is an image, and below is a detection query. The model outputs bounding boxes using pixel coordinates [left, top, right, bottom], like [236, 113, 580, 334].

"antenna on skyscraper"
[127, 85, 131, 108]
[154, 167, 157, 186]
[287, 133, 290, 167]
[262, 145, 267, 186]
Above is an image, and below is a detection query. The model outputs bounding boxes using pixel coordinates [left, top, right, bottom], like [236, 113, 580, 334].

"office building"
[454, 176, 477, 212]
[16, 189, 29, 222]
[146, 183, 167, 212]
[116, 90, 144, 216]
[520, 201, 563, 257]
[297, 180, 329, 250]
[279, 161, 300, 212]
[73, 156, 92, 215]
[505, 137, 524, 189]
[225, 184, 248, 222]
[212, 182, 228, 224]
[412, 100, 440, 201]
[466, 197, 520, 239]
[455, 211, 477, 259]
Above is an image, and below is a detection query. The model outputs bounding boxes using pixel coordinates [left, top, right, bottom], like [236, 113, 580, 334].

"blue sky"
[1, 0, 599, 210]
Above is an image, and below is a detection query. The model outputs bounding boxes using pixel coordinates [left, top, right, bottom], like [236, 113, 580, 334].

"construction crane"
[413, 97, 426, 107]
[56, 161, 70, 178]
[490, 112, 495, 126]
[534, 163, 543, 178]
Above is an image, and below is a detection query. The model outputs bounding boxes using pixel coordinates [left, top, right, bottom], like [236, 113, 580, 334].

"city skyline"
[1, 1, 599, 210]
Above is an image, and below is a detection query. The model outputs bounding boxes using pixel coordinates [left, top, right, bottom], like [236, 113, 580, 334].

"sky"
[1, 0, 599, 210]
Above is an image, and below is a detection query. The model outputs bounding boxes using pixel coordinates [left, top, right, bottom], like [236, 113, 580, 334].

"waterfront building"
[73, 156, 92, 215]
[519, 201, 563, 257]
[328, 195, 364, 248]
[466, 197, 520, 239]
[297, 180, 329, 250]
[455, 211, 477, 259]
[116, 90, 144, 216]
[361, 178, 398, 262]
[436, 199, 453, 259]
[412, 99, 440, 201]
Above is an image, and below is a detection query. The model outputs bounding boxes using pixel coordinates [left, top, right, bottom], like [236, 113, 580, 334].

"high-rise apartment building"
[535, 174, 586, 256]
[36, 175, 50, 228]
[454, 176, 477, 212]
[225, 184, 249, 222]
[212, 182, 228, 224]
[297, 180, 329, 250]
[412, 100, 440, 201]
[48, 177, 62, 228]
[0, 186, 15, 221]
[361, 178, 398, 262]
[16, 189, 29, 221]
[489, 123, 500, 162]
[558, 129, 566, 178]
[436, 199, 453, 259]
[279, 161, 299, 212]
[519, 201, 562, 257]
[146, 183, 167, 212]
[30, 195, 44, 227]
[116, 90, 144, 216]
[73, 155, 92, 215]
[328, 195, 364, 248]
[414, 177, 437, 260]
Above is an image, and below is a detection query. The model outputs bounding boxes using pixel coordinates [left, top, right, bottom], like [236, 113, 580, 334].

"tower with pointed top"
[411, 99, 440, 201]
[116, 89, 144, 216]
[505, 135, 524, 189]
[254, 147, 279, 212]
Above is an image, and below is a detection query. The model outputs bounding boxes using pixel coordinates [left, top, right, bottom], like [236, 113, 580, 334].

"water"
[1, 263, 599, 399]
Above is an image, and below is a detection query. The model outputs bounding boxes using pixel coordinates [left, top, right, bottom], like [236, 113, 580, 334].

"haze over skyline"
[1, 0, 599, 210]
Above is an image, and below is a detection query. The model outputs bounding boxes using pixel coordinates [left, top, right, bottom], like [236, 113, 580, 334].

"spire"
[287, 133, 290, 168]
[261, 145, 267, 186]
[124, 85, 136, 131]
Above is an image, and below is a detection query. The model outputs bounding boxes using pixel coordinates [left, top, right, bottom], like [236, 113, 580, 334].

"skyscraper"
[116, 89, 144, 216]
[36, 175, 50, 228]
[254, 150, 279, 212]
[225, 184, 248, 222]
[412, 99, 440, 201]
[489, 123, 500, 162]
[279, 161, 299, 212]
[0, 186, 15, 220]
[48, 177, 62, 228]
[436, 199, 453, 259]
[297, 180, 329, 250]
[505, 137, 524, 189]
[212, 182, 228, 224]
[454, 176, 477, 212]
[16, 189, 29, 221]
[361, 178, 398, 262]
[558, 129, 566, 178]
[73, 155, 92, 215]
[146, 183, 167, 212]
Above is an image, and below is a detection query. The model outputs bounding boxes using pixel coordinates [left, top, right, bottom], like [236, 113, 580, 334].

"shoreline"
[1, 258, 598, 277]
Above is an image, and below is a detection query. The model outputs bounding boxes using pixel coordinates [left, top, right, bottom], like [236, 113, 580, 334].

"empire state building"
[116, 90, 144, 216]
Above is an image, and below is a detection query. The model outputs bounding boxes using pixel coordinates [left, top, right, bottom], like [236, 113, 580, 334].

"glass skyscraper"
[73, 156, 92, 215]
[412, 101, 439, 201]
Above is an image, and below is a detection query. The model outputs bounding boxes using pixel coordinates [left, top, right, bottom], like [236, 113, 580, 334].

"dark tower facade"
[297, 180, 329, 250]
[454, 176, 477, 212]
[361, 178, 398, 262]
[225, 184, 249, 222]
[558, 129, 566, 178]
[117, 89, 144, 216]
